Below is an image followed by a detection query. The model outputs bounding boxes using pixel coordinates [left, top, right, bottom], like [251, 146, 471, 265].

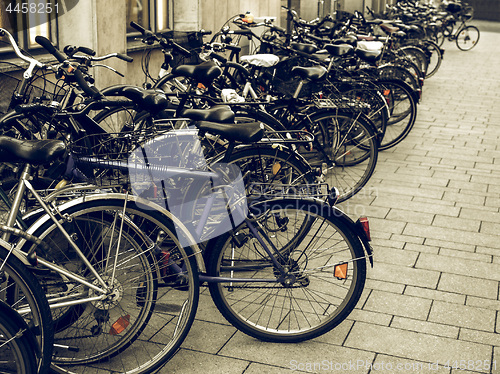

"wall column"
[173, 0, 201, 31]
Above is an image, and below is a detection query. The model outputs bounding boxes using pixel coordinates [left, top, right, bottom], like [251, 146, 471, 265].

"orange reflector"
[383, 89, 391, 96]
[197, 83, 206, 89]
[110, 315, 130, 335]
[334, 263, 348, 279]
[272, 162, 281, 175]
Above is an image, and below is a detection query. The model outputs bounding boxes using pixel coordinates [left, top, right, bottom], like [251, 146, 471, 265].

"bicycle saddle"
[100, 85, 170, 113]
[240, 54, 280, 67]
[172, 61, 222, 86]
[324, 44, 354, 57]
[291, 43, 319, 55]
[181, 105, 235, 124]
[291, 66, 327, 81]
[0, 136, 65, 164]
[355, 48, 382, 63]
[332, 35, 357, 46]
[380, 24, 400, 34]
[196, 121, 264, 143]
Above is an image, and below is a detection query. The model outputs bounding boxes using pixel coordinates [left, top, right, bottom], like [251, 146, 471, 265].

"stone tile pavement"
[157, 21, 500, 374]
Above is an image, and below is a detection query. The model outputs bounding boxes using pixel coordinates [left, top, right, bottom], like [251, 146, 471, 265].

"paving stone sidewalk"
[158, 21, 500, 374]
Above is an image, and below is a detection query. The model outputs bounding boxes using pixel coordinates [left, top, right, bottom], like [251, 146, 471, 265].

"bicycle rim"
[456, 26, 480, 51]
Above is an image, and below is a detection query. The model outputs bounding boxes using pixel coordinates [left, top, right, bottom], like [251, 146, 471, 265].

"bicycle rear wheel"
[0, 300, 39, 374]
[207, 198, 367, 342]
[456, 25, 480, 51]
[376, 79, 417, 150]
[295, 110, 378, 203]
[27, 197, 199, 374]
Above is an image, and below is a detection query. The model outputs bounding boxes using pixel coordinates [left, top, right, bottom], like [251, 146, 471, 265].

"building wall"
[200, 0, 281, 32]
[463, 0, 500, 21]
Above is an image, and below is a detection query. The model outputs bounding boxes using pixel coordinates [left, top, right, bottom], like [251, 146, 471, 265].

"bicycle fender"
[19, 193, 206, 272]
[329, 205, 374, 267]
[249, 198, 374, 267]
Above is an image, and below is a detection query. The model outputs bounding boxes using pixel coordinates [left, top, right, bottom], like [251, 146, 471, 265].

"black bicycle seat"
[101, 85, 170, 113]
[355, 48, 382, 63]
[172, 61, 222, 86]
[291, 42, 319, 54]
[196, 121, 264, 143]
[291, 66, 327, 81]
[181, 105, 235, 123]
[324, 44, 354, 57]
[0, 136, 65, 164]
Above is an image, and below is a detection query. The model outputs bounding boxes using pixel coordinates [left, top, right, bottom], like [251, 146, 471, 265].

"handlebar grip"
[225, 44, 242, 52]
[210, 53, 227, 64]
[116, 53, 133, 62]
[130, 21, 154, 37]
[35, 35, 66, 63]
[78, 46, 96, 56]
[271, 25, 286, 34]
[200, 29, 212, 36]
[73, 68, 103, 99]
[15, 103, 45, 114]
[172, 42, 191, 57]
[231, 29, 253, 35]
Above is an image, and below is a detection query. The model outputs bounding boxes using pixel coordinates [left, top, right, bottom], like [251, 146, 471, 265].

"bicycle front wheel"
[27, 197, 199, 374]
[0, 300, 39, 374]
[456, 25, 480, 51]
[207, 198, 367, 342]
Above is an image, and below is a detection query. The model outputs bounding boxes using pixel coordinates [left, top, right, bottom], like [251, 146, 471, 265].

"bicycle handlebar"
[0, 28, 44, 68]
[35, 35, 66, 63]
[130, 21, 191, 57]
[35, 35, 103, 100]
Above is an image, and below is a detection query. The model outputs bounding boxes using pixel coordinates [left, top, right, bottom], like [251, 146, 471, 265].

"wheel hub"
[88, 276, 123, 310]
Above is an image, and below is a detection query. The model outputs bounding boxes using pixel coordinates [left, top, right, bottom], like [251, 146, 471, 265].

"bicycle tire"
[26, 197, 199, 374]
[420, 40, 443, 78]
[0, 245, 54, 374]
[376, 79, 417, 150]
[0, 300, 39, 374]
[293, 109, 378, 203]
[207, 198, 367, 342]
[399, 46, 429, 77]
[456, 25, 480, 51]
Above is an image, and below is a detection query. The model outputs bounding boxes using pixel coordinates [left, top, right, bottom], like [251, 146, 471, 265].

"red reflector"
[358, 217, 371, 241]
[160, 251, 170, 276]
[110, 315, 130, 335]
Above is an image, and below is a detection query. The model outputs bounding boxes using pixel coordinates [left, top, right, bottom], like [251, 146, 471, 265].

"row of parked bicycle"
[0, 1, 476, 373]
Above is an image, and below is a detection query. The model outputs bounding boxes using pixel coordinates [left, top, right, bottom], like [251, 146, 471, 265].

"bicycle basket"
[160, 30, 204, 67]
[70, 128, 248, 246]
[264, 56, 322, 98]
[0, 62, 67, 115]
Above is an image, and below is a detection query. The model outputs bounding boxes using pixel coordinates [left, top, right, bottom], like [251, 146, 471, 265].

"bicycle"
[0, 135, 200, 373]
[66, 120, 374, 343]
[436, 3, 479, 50]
